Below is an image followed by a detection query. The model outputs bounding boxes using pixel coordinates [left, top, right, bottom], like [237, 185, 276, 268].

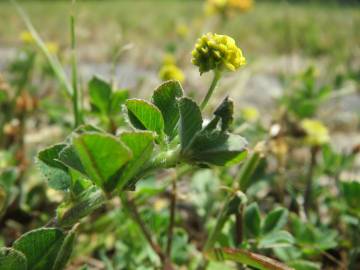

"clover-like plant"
[0, 24, 266, 268]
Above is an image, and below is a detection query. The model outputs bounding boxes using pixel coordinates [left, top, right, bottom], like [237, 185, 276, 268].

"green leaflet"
[152, 80, 183, 138]
[72, 132, 132, 192]
[126, 99, 165, 137]
[178, 97, 202, 151]
[0, 247, 27, 270]
[13, 228, 65, 270]
[117, 131, 155, 190]
[88, 76, 112, 114]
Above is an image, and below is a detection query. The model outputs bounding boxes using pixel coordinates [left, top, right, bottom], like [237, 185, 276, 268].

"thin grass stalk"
[70, 0, 82, 127]
[11, 0, 73, 98]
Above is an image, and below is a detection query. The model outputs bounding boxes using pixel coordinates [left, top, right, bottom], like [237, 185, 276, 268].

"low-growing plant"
[1, 1, 359, 270]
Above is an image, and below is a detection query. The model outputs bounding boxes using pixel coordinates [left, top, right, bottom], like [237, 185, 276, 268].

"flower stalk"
[201, 69, 222, 110]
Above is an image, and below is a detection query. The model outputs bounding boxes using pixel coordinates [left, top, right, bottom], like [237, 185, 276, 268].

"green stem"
[304, 146, 318, 215]
[200, 69, 222, 111]
[238, 151, 262, 192]
[70, 0, 82, 127]
[120, 194, 174, 269]
[166, 173, 177, 257]
[203, 191, 246, 251]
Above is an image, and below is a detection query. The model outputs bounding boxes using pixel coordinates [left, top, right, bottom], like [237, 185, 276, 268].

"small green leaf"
[37, 144, 67, 170]
[126, 99, 165, 136]
[152, 80, 183, 138]
[341, 181, 360, 211]
[178, 97, 202, 151]
[73, 124, 104, 135]
[110, 89, 128, 113]
[213, 97, 234, 131]
[244, 202, 261, 238]
[88, 76, 112, 114]
[262, 207, 288, 234]
[13, 228, 65, 270]
[73, 133, 132, 192]
[58, 145, 87, 177]
[36, 160, 71, 191]
[37, 144, 71, 191]
[187, 131, 247, 166]
[117, 131, 155, 190]
[52, 226, 77, 270]
[258, 230, 295, 249]
[0, 247, 27, 270]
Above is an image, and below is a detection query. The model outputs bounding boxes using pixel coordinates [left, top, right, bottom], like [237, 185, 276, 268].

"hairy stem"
[304, 146, 318, 215]
[121, 194, 173, 269]
[235, 205, 244, 247]
[200, 69, 222, 110]
[204, 192, 245, 251]
[166, 172, 177, 257]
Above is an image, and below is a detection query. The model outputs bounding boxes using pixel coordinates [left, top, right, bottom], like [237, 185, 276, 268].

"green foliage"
[178, 97, 203, 150]
[262, 207, 289, 234]
[244, 202, 262, 238]
[152, 80, 183, 138]
[126, 99, 165, 137]
[281, 67, 331, 119]
[117, 131, 155, 190]
[12, 228, 65, 270]
[0, 247, 27, 270]
[89, 76, 112, 115]
[72, 133, 132, 192]
[1, 2, 358, 269]
[341, 181, 360, 215]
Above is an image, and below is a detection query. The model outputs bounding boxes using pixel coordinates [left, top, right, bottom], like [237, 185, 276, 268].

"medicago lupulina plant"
[0, 25, 297, 269]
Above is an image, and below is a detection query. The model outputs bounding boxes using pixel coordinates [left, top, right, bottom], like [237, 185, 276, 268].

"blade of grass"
[70, 0, 82, 127]
[11, 0, 73, 98]
[205, 247, 294, 270]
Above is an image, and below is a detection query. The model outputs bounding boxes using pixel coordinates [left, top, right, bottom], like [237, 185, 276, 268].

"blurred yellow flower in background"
[162, 53, 176, 65]
[228, 0, 253, 12]
[241, 106, 259, 122]
[205, 0, 227, 15]
[20, 31, 34, 44]
[175, 23, 189, 39]
[159, 53, 185, 83]
[205, 0, 253, 16]
[159, 64, 185, 83]
[300, 119, 330, 146]
[192, 32, 246, 74]
[45, 42, 59, 54]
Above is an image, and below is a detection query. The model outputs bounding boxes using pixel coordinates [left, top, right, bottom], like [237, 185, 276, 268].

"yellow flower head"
[300, 119, 330, 146]
[228, 0, 253, 12]
[20, 31, 34, 44]
[191, 33, 246, 74]
[159, 64, 185, 83]
[45, 42, 59, 54]
[241, 106, 259, 122]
